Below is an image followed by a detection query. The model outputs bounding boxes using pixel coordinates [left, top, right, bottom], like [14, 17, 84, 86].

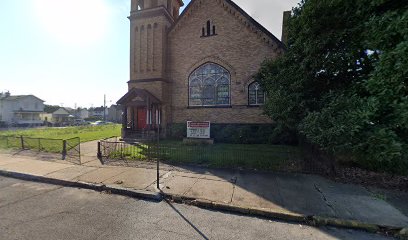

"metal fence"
[98, 137, 302, 172]
[0, 135, 81, 163]
[64, 137, 81, 164]
[98, 137, 158, 164]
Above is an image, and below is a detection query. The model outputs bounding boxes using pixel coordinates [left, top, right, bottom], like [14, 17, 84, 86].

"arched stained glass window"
[248, 82, 265, 105]
[189, 63, 230, 106]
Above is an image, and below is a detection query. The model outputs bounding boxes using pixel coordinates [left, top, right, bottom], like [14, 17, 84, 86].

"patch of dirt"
[330, 167, 408, 192]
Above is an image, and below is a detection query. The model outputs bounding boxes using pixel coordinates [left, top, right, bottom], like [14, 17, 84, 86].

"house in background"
[89, 106, 108, 120]
[40, 107, 90, 126]
[0, 91, 44, 127]
[52, 107, 75, 126]
[76, 108, 89, 119]
[107, 105, 122, 123]
[39, 113, 54, 125]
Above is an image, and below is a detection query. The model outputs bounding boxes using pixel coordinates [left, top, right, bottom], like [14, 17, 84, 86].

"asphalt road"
[0, 176, 395, 240]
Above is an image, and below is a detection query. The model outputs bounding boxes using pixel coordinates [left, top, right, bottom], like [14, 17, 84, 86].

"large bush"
[257, 0, 408, 174]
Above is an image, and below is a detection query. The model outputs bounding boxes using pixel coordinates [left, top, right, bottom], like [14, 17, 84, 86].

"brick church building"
[117, 0, 286, 138]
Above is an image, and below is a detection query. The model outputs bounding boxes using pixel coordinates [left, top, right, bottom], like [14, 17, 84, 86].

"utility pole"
[103, 94, 106, 122]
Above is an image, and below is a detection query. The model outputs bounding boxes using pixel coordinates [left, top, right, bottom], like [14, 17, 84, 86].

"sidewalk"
[0, 146, 407, 235]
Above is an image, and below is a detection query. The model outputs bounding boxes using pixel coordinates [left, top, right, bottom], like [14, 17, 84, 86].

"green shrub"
[257, 0, 408, 175]
[168, 123, 297, 145]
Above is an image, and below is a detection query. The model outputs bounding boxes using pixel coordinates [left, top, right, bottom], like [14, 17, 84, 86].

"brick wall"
[127, 0, 284, 125]
[167, 0, 283, 124]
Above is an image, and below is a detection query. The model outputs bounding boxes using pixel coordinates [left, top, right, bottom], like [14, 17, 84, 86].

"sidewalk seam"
[183, 178, 200, 196]
[229, 183, 236, 204]
[43, 166, 78, 178]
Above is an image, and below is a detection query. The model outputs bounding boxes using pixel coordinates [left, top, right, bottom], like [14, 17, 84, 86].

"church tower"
[122, 0, 183, 132]
[128, 0, 183, 85]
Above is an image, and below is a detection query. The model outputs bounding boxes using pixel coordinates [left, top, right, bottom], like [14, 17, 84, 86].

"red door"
[137, 108, 147, 129]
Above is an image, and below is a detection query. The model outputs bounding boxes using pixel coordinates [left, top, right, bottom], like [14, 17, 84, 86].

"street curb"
[0, 169, 162, 202]
[162, 193, 405, 237]
[0, 169, 405, 237]
[162, 193, 307, 223]
[312, 216, 379, 233]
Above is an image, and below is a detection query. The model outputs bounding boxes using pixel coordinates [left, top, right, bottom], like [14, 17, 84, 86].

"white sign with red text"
[187, 121, 211, 139]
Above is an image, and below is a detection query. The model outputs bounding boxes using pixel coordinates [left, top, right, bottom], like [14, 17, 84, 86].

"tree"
[257, 0, 408, 174]
[44, 105, 60, 113]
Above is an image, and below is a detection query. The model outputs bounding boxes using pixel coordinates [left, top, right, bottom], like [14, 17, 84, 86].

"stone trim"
[128, 6, 174, 23]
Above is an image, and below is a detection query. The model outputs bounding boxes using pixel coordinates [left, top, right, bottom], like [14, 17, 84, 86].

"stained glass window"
[189, 63, 230, 106]
[248, 82, 265, 105]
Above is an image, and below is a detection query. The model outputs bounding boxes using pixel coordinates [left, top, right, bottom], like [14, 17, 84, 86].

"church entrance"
[117, 88, 162, 139]
[137, 107, 147, 130]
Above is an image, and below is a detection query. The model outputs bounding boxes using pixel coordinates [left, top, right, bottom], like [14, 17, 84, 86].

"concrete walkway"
[0, 147, 407, 234]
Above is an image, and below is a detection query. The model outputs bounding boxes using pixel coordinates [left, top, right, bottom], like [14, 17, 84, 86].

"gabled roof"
[0, 94, 45, 102]
[52, 107, 71, 116]
[170, 0, 285, 49]
[117, 88, 161, 105]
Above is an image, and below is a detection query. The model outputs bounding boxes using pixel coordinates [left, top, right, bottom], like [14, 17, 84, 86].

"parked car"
[90, 120, 106, 125]
[73, 119, 87, 126]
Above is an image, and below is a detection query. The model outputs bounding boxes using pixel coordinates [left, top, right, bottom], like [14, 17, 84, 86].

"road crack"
[313, 183, 337, 215]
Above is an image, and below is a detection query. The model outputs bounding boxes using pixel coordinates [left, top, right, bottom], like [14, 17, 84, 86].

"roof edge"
[169, 0, 285, 49]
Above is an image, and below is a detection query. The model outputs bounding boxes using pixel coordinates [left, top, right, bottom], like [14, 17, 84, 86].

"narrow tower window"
[201, 20, 217, 37]
[138, 0, 144, 10]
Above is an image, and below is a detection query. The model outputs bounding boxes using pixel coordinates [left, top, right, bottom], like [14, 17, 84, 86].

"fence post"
[20, 136, 24, 150]
[157, 127, 160, 190]
[78, 138, 81, 163]
[6, 136, 8, 148]
[97, 141, 102, 160]
[38, 138, 41, 152]
[62, 140, 67, 160]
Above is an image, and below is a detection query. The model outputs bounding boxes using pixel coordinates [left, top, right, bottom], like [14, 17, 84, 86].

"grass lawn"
[0, 124, 121, 143]
[109, 140, 301, 171]
[0, 124, 121, 153]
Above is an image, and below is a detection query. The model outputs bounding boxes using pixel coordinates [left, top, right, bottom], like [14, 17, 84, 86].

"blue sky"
[0, 0, 298, 108]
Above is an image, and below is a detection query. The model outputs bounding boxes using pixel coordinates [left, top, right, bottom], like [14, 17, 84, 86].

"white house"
[107, 105, 121, 123]
[89, 107, 108, 119]
[76, 108, 89, 119]
[52, 107, 75, 125]
[0, 92, 45, 126]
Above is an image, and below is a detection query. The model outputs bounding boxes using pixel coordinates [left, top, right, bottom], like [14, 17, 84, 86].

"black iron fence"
[98, 137, 302, 172]
[0, 135, 81, 163]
